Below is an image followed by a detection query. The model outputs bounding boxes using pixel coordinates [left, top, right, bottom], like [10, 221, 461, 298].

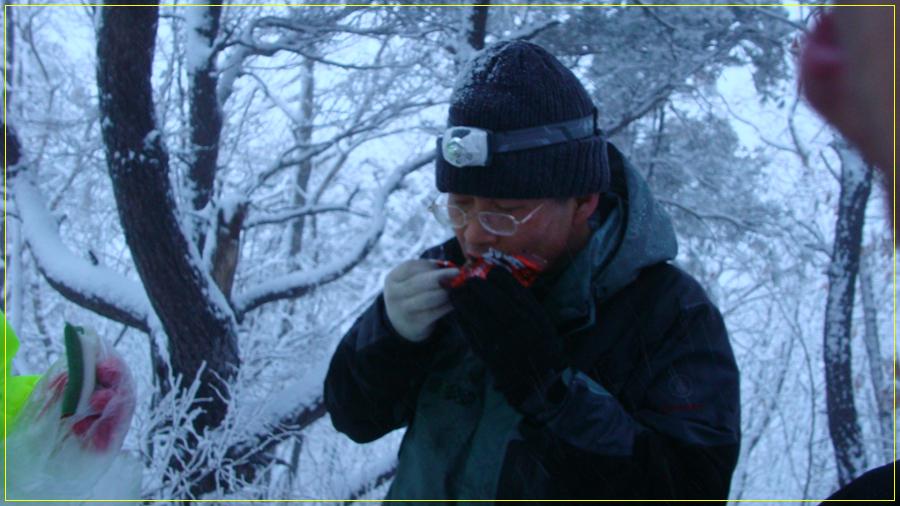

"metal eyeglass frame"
[428, 199, 545, 237]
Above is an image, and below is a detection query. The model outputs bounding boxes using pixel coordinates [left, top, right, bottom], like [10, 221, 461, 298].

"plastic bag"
[5, 324, 137, 501]
[437, 248, 547, 288]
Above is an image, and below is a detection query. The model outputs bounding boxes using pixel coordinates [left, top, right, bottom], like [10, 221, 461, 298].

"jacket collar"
[540, 143, 678, 334]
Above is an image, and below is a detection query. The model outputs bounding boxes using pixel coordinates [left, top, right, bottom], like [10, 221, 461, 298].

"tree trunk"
[467, 2, 490, 51]
[187, 6, 222, 214]
[454, 2, 489, 69]
[96, 4, 240, 495]
[290, 56, 316, 257]
[822, 141, 872, 487]
[858, 247, 893, 462]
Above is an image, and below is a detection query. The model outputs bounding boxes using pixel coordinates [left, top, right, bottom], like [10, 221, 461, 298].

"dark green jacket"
[325, 145, 741, 502]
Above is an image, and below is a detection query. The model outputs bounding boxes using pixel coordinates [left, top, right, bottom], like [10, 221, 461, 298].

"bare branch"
[248, 100, 434, 194]
[820, 150, 841, 182]
[508, 19, 561, 42]
[232, 150, 436, 318]
[748, 5, 809, 34]
[786, 90, 811, 167]
[606, 26, 756, 136]
[718, 94, 795, 153]
[240, 37, 410, 71]
[243, 203, 360, 229]
[633, 0, 677, 32]
[607, 83, 674, 137]
[254, 14, 396, 38]
[657, 197, 754, 230]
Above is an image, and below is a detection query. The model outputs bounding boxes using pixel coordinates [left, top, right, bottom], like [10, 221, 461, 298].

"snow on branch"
[11, 171, 152, 332]
[217, 44, 256, 108]
[232, 149, 436, 318]
[228, 360, 329, 450]
[184, 3, 216, 77]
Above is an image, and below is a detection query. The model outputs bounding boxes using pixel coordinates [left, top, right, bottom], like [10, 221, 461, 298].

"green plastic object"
[2, 310, 41, 435]
[62, 323, 86, 417]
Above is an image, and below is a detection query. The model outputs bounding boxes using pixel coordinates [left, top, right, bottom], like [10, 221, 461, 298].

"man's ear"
[572, 193, 600, 225]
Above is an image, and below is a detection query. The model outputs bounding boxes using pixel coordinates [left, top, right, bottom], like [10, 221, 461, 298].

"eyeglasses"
[428, 199, 545, 237]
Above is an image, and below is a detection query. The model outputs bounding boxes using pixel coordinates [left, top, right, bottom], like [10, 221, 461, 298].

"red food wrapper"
[437, 249, 546, 288]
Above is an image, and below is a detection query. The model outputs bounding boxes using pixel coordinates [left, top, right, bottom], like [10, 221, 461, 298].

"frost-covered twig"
[747, 5, 810, 34]
[244, 203, 359, 229]
[232, 149, 436, 318]
[657, 197, 755, 231]
[139, 350, 332, 499]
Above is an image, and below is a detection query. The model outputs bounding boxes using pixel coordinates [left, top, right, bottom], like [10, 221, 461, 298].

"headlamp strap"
[492, 112, 597, 153]
[440, 109, 601, 168]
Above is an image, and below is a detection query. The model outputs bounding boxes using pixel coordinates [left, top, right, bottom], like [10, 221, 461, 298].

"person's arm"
[324, 294, 446, 443]
[325, 258, 460, 443]
[511, 301, 740, 500]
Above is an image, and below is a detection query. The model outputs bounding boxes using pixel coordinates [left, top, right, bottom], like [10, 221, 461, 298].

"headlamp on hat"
[439, 112, 599, 168]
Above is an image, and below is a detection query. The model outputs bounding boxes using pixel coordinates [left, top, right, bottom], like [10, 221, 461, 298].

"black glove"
[448, 265, 568, 410]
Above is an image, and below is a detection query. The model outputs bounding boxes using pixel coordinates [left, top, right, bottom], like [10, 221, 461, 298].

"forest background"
[3, 1, 896, 503]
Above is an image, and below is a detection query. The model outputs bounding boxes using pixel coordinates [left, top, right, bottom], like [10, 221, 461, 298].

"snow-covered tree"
[4, 1, 894, 501]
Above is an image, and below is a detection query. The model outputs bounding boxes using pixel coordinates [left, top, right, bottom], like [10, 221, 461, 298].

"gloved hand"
[384, 259, 461, 342]
[448, 265, 568, 410]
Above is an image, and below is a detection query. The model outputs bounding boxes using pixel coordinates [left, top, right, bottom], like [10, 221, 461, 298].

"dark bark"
[823, 142, 872, 487]
[96, 4, 240, 495]
[187, 6, 223, 213]
[4, 123, 20, 175]
[467, 2, 490, 51]
[4, 5, 17, 172]
[5, 4, 16, 312]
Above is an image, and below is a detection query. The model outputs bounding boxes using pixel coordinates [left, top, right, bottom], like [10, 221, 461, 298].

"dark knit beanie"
[436, 40, 610, 199]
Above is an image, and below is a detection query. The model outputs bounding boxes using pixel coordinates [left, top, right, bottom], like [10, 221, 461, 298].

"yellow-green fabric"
[3, 311, 40, 435]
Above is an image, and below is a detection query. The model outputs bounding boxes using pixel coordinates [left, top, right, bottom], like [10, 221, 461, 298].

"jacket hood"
[543, 143, 678, 331]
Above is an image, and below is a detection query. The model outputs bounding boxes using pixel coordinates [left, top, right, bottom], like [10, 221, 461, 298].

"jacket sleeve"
[505, 300, 741, 501]
[324, 294, 445, 443]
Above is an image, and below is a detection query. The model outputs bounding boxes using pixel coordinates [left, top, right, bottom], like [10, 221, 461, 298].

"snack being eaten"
[437, 249, 547, 288]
